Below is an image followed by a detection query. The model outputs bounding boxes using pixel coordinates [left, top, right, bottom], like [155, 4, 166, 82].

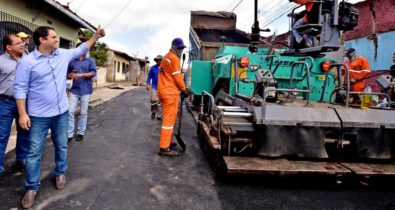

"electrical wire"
[260, 3, 294, 27]
[239, 1, 273, 25]
[261, 5, 297, 28]
[225, 0, 238, 11]
[75, 0, 89, 12]
[259, 1, 292, 23]
[231, 0, 243, 12]
[104, 0, 133, 29]
[239, 1, 288, 30]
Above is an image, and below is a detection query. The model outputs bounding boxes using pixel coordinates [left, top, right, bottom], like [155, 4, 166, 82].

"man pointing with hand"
[14, 25, 105, 209]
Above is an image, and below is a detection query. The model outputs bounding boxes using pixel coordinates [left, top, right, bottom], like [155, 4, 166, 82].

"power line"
[259, 3, 293, 26]
[261, 5, 297, 28]
[75, 0, 89, 12]
[257, 1, 296, 27]
[260, 0, 289, 17]
[104, 0, 133, 29]
[225, 0, 238, 11]
[239, 0, 276, 30]
[231, 0, 243, 12]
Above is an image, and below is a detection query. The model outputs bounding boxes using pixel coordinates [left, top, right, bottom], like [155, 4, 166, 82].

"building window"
[117, 61, 120, 73]
[122, 63, 128, 73]
[60, 37, 72, 49]
[125, 64, 129, 73]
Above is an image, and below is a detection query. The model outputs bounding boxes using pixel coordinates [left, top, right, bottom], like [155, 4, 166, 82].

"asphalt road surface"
[1, 87, 395, 209]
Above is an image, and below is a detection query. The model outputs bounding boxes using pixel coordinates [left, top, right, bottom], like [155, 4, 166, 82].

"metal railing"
[0, 11, 38, 53]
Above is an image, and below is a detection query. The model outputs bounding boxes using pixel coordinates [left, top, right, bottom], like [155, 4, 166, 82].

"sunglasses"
[11, 41, 25, 46]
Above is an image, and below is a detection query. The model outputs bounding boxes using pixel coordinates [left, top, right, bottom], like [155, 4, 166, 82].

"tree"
[82, 29, 109, 66]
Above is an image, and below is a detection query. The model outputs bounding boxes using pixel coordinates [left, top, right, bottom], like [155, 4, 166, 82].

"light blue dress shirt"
[14, 43, 89, 117]
[0, 52, 19, 97]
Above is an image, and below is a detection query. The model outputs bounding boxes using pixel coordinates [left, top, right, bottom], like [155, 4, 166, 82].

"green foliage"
[82, 29, 109, 67]
[83, 29, 93, 38]
[90, 42, 109, 66]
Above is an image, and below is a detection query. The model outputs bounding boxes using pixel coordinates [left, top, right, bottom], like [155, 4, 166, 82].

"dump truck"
[187, 0, 395, 180]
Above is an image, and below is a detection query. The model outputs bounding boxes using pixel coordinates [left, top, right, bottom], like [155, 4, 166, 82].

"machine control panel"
[255, 69, 276, 85]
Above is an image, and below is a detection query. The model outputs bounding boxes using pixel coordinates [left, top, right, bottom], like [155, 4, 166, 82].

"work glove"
[181, 90, 190, 100]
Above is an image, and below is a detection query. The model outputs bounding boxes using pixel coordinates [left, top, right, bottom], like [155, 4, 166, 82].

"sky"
[57, 0, 364, 64]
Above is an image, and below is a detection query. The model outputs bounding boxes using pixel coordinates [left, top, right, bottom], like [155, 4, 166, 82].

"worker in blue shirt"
[67, 42, 97, 142]
[14, 25, 105, 209]
[146, 55, 162, 120]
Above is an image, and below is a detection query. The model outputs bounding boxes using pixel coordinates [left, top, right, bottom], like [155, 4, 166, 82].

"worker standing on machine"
[290, 0, 316, 47]
[157, 38, 188, 157]
[344, 48, 371, 103]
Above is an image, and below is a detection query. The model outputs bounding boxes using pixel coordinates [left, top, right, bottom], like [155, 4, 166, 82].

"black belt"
[0, 94, 15, 100]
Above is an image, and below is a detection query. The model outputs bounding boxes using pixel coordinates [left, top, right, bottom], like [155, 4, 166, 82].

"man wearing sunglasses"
[0, 34, 29, 176]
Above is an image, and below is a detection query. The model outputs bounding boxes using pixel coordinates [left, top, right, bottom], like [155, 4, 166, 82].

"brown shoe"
[21, 190, 36, 209]
[55, 175, 67, 190]
[158, 148, 179, 157]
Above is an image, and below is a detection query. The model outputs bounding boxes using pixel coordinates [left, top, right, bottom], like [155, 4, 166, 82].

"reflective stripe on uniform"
[165, 58, 171, 63]
[162, 126, 174, 129]
[349, 69, 370, 73]
[172, 71, 181, 75]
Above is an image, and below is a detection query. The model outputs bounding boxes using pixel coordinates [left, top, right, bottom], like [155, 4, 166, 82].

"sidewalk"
[5, 82, 138, 154]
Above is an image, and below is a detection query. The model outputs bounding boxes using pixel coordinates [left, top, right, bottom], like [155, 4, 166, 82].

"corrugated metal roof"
[42, 0, 96, 32]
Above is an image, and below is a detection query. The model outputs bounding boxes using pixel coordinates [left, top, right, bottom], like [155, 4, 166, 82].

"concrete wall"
[0, 0, 80, 45]
[345, 30, 395, 71]
[107, 50, 133, 82]
[344, 0, 395, 40]
[96, 67, 107, 85]
[128, 60, 148, 86]
[114, 54, 130, 81]
[343, 0, 395, 71]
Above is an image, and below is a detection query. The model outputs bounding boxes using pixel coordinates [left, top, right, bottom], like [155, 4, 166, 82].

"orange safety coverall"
[157, 50, 186, 149]
[344, 55, 371, 92]
[293, 0, 314, 22]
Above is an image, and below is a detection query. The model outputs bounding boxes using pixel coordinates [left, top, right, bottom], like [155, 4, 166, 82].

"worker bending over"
[344, 48, 371, 103]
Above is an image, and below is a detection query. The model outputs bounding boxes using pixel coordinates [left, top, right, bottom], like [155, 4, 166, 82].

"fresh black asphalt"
[1, 87, 395, 209]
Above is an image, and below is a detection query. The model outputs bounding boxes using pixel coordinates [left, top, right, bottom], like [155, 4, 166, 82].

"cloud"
[58, 0, 366, 63]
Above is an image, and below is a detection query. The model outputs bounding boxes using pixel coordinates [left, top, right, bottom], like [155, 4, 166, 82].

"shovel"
[175, 53, 187, 151]
[175, 95, 186, 151]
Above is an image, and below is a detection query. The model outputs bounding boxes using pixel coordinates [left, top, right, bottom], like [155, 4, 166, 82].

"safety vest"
[345, 55, 371, 92]
[294, 0, 315, 22]
[157, 50, 186, 95]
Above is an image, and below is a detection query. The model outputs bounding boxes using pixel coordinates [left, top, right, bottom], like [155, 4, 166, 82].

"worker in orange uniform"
[289, 0, 316, 47]
[344, 48, 371, 103]
[157, 38, 187, 157]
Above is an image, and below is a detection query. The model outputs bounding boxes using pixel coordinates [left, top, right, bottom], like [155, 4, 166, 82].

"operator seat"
[287, 0, 341, 54]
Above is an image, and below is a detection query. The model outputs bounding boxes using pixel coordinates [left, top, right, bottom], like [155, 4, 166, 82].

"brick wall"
[345, 0, 395, 40]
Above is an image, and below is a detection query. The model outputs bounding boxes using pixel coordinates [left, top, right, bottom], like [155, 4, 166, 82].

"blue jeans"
[25, 111, 68, 191]
[292, 18, 313, 44]
[68, 93, 91, 137]
[0, 97, 29, 173]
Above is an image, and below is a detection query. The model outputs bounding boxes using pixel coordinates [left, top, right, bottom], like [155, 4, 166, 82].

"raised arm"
[85, 25, 106, 49]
